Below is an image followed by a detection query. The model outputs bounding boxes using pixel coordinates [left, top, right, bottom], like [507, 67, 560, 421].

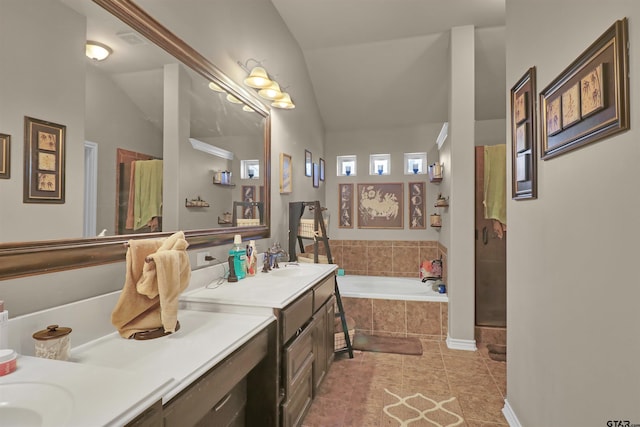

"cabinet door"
[325, 296, 336, 369]
[311, 308, 327, 392]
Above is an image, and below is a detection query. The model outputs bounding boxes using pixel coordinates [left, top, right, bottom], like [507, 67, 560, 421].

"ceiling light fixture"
[85, 41, 112, 61]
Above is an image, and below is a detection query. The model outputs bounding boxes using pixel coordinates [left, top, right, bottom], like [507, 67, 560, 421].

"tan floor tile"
[447, 372, 502, 396]
[302, 396, 347, 427]
[457, 392, 508, 425]
[443, 356, 491, 376]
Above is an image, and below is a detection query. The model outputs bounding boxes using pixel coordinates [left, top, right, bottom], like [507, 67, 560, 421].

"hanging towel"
[133, 159, 163, 231]
[111, 231, 191, 338]
[125, 161, 136, 230]
[483, 145, 507, 226]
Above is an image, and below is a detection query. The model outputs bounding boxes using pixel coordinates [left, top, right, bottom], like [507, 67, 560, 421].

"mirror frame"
[0, 0, 271, 280]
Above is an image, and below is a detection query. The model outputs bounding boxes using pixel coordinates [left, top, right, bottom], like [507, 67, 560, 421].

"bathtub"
[337, 275, 448, 339]
[337, 275, 448, 302]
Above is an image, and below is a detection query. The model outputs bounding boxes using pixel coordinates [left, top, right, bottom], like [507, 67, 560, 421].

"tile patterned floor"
[302, 341, 508, 427]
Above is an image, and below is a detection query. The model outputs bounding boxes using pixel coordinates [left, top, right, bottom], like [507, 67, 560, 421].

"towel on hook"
[111, 231, 191, 338]
[483, 145, 507, 226]
[133, 159, 163, 231]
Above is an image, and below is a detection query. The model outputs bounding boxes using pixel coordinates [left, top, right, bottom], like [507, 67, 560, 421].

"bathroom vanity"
[1, 262, 337, 427]
[182, 262, 339, 427]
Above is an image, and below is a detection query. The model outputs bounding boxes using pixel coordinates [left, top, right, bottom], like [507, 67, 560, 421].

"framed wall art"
[510, 66, 537, 200]
[304, 149, 312, 177]
[357, 183, 403, 229]
[279, 153, 292, 194]
[312, 163, 320, 188]
[408, 181, 426, 229]
[338, 183, 353, 228]
[0, 133, 10, 179]
[23, 116, 66, 203]
[241, 185, 255, 218]
[319, 158, 325, 181]
[540, 18, 629, 159]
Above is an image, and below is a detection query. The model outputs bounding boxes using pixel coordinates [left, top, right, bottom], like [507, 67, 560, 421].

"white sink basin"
[0, 382, 74, 427]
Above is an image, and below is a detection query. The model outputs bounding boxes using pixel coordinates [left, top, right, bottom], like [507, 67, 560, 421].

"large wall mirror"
[0, 0, 271, 279]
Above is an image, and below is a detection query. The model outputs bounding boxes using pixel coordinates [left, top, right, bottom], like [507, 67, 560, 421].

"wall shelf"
[213, 181, 236, 187]
[185, 197, 209, 207]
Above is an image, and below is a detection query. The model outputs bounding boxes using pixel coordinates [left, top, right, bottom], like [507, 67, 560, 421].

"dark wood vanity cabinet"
[280, 273, 336, 427]
[162, 322, 276, 427]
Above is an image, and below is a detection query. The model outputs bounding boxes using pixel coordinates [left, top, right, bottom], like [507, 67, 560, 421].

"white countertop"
[1, 309, 274, 426]
[0, 354, 172, 427]
[72, 310, 274, 404]
[182, 262, 338, 309]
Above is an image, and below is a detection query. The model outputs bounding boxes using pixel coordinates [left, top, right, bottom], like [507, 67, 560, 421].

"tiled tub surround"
[342, 295, 448, 341]
[309, 240, 448, 283]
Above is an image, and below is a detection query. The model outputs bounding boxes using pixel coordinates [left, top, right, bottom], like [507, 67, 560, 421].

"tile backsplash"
[307, 239, 447, 281]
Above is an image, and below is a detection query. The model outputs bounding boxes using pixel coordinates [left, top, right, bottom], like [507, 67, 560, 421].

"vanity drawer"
[195, 378, 246, 427]
[281, 291, 313, 343]
[313, 275, 334, 313]
[283, 323, 314, 397]
[125, 400, 162, 427]
[163, 327, 268, 427]
[281, 358, 313, 427]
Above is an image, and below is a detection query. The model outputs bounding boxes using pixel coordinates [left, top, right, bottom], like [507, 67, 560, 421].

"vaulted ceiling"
[271, 0, 506, 132]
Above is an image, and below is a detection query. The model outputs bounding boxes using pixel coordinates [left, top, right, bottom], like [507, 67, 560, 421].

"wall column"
[446, 25, 476, 349]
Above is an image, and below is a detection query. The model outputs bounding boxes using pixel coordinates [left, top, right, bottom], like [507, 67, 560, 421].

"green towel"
[134, 159, 163, 230]
[483, 145, 506, 225]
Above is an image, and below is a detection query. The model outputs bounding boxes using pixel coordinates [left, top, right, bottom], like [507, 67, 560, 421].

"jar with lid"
[33, 324, 72, 361]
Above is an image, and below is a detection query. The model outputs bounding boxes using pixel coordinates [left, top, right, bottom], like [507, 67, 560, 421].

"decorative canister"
[430, 213, 442, 227]
[33, 324, 72, 361]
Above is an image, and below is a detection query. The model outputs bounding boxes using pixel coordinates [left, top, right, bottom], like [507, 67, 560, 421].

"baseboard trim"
[502, 399, 523, 427]
[445, 334, 477, 351]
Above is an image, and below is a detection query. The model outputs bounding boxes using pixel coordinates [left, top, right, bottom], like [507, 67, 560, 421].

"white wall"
[506, 1, 640, 425]
[0, 0, 85, 242]
[0, 0, 326, 316]
[325, 123, 443, 240]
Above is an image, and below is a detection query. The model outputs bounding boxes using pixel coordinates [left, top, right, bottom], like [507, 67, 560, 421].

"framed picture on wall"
[279, 153, 292, 194]
[510, 67, 537, 200]
[0, 133, 10, 179]
[313, 163, 320, 188]
[408, 181, 425, 229]
[319, 158, 325, 181]
[304, 149, 312, 177]
[338, 183, 353, 228]
[357, 183, 403, 229]
[540, 18, 629, 159]
[241, 185, 255, 218]
[23, 116, 66, 204]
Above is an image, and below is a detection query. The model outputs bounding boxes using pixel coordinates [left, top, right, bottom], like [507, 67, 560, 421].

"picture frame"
[241, 185, 256, 218]
[0, 133, 10, 179]
[338, 183, 353, 228]
[408, 181, 426, 229]
[279, 153, 292, 194]
[312, 163, 319, 188]
[540, 18, 629, 159]
[23, 116, 66, 203]
[304, 149, 312, 177]
[510, 66, 537, 200]
[319, 158, 325, 181]
[357, 182, 403, 229]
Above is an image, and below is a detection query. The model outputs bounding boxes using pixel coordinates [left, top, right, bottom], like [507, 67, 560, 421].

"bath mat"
[352, 333, 423, 355]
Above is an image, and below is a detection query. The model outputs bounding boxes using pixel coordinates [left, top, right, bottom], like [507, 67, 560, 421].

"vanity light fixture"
[189, 138, 234, 160]
[226, 94, 243, 104]
[244, 67, 272, 89]
[85, 41, 112, 61]
[258, 81, 284, 101]
[208, 81, 226, 93]
[242, 105, 255, 112]
[271, 93, 295, 109]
